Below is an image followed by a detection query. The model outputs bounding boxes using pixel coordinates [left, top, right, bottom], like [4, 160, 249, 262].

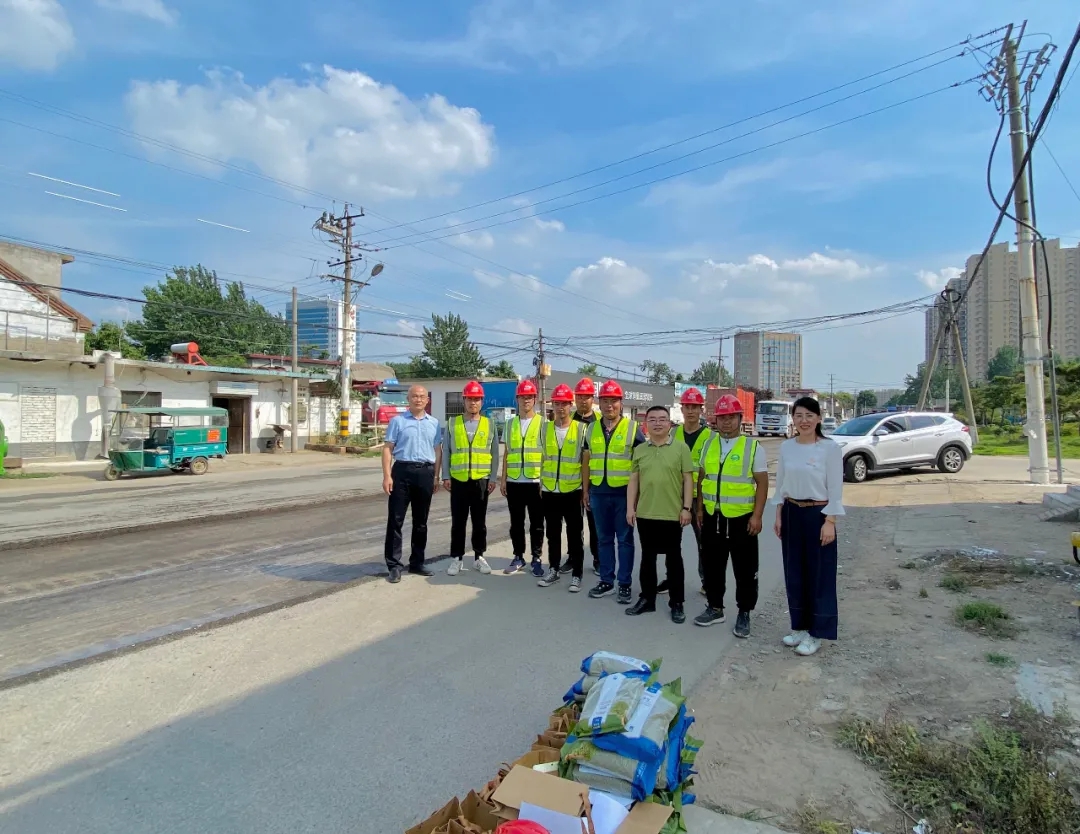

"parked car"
[822, 416, 838, 435]
[829, 411, 972, 483]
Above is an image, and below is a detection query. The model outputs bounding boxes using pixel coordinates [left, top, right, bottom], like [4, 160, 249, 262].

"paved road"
[0, 492, 509, 684]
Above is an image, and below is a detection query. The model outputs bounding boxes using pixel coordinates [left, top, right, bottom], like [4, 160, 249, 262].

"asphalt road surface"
[0, 492, 510, 685]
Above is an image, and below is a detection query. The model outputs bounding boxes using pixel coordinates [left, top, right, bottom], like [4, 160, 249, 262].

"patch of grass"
[838, 706, 1080, 834]
[943, 556, 1037, 585]
[0, 471, 56, 480]
[955, 600, 1019, 638]
[919, 587, 929, 598]
[940, 574, 970, 593]
[973, 422, 1080, 458]
[986, 652, 1016, 667]
[794, 802, 849, 834]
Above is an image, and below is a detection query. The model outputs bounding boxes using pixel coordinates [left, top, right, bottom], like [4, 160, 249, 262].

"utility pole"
[828, 373, 835, 417]
[717, 336, 725, 385]
[290, 286, 299, 453]
[536, 328, 547, 408]
[917, 313, 947, 410]
[1004, 37, 1049, 484]
[763, 345, 778, 396]
[944, 288, 979, 445]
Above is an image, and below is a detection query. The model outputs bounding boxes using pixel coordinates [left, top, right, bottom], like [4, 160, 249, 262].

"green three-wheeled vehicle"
[104, 406, 228, 481]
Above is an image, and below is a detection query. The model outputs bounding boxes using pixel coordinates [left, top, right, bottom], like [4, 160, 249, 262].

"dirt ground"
[689, 479, 1080, 833]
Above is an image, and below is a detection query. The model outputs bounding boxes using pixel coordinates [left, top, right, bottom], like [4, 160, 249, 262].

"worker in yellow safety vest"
[442, 380, 498, 577]
[582, 379, 645, 604]
[536, 383, 586, 592]
[657, 386, 714, 598]
[499, 378, 546, 576]
[694, 394, 769, 638]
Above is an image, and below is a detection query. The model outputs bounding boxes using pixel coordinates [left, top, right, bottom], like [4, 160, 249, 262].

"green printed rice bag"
[560, 738, 661, 801]
[573, 672, 646, 737]
[592, 678, 686, 762]
[580, 652, 661, 678]
[564, 763, 634, 799]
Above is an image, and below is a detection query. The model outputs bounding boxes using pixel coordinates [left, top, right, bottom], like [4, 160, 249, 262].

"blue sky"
[1, 0, 1078, 393]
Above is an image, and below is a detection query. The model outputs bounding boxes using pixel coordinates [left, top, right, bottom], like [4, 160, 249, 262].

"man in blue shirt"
[383, 385, 442, 583]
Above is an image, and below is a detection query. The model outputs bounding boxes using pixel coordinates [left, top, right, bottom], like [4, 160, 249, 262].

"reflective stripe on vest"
[700, 434, 758, 517]
[675, 424, 713, 469]
[541, 421, 583, 492]
[505, 415, 543, 480]
[449, 415, 493, 481]
[588, 417, 635, 488]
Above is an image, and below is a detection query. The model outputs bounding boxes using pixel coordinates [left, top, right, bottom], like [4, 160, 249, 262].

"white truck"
[755, 400, 793, 437]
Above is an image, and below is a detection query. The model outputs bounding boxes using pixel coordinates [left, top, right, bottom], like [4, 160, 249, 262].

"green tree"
[834, 391, 855, 413]
[986, 345, 1021, 382]
[486, 359, 518, 378]
[403, 313, 487, 378]
[688, 359, 733, 387]
[84, 321, 146, 359]
[899, 362, 954, 404]
[983, 373, 1023, 425]
[577, 363, 599, 376]
[745, 385, 774, 401]
[640, 359, 680, 385]
[856, 389, 877, 412]
[126, 265, 290, 362]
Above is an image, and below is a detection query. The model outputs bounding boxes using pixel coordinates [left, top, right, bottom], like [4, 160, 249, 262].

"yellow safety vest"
[541, 421, 583, 492]
[700, 434, 759, 517]
[505, 415, 543, 480]
[449, 415, 493, 482]
[674, 424, 713, 469]
[588, 418, 636, 488]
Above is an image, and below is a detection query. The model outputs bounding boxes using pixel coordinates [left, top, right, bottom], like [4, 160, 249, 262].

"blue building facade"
[285, 298, 360, 361]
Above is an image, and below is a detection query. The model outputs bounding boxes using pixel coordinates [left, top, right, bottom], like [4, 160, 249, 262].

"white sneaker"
[447, 559, 462, 577]
[795, 636, 822, 656]
[538, 568, 560, 587]
[569, 576, 582, 593]
[783, 630, 809, 648]
[474, 556, 492, 575]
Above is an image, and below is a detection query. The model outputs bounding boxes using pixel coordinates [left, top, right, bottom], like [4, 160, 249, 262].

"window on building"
[121, 390, 162, 408]
[445, 392, 464, 419]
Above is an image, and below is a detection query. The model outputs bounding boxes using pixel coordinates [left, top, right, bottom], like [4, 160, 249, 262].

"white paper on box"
[587, 790, 632, 834]
[519, 801, 585, 834]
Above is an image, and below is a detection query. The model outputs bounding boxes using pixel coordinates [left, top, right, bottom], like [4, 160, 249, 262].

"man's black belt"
[394, 460, 435, 467]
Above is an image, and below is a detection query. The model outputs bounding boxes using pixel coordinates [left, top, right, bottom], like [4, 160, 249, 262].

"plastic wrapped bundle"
[560, 738, 662, 801]
[590, 679, 686, 763]
[572, 673, 648, 737]
[579, 652, 656, 678]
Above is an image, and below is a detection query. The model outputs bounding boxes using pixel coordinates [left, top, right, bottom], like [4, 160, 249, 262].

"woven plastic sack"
[564, 763, 633, 799]
[560, 738, 662, 801]
[656, 706, 694, 791]
[580, 652, 656, 678]
[573, 673, 645, 737]
[592, 679, 685, 762]
[562, 673, 599, 705]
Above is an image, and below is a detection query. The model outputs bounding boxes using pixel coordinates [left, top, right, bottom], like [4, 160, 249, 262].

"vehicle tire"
[103, 464, 120, 481]
[937, 445, 965, 474]
[844, 454, 869, 483]
[189, 457, 210, 476]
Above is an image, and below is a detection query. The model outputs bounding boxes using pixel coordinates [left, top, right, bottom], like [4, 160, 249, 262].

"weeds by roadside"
[955, 600, 1019, 638]
[0, 472, 56, 480]
[985, 652, 1016, 666]
[794, 801, 849, 834]
[940, 574, 969, 593]
[838, 704, 1080, 834]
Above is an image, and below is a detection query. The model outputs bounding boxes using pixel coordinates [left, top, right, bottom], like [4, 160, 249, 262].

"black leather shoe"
[626, 598, 656, 616]
[671, 604, 686, 624]
[408, 566, 434, 577]
[388, 567, 402, 584]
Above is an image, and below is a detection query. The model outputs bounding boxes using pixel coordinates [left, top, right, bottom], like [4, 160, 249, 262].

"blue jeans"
[590, 490, 635, 587]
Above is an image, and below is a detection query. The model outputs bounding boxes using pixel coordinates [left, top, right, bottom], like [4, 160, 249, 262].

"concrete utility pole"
[536, 328, 546, 407]
[717, 336, 725, 385]
[944, 288, 979, 445]
[828, 373, 835, 417]
[290, 286, 299, 453]
[1005, 37, 1050, 484]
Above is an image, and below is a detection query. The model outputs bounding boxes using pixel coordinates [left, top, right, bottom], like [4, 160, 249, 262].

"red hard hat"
[516, 379, 539, 397]
[574, 378, 596, 396]
[714, 394, 743, 416]
[462, 380, 485, 398]
[496, 822, 550, 834]
[598, 380, 623, 399]
[550, 383, 574, 402]
[680, 387, 705, 405]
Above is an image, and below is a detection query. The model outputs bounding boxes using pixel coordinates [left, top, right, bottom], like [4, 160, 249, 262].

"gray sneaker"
[617, 584, 633, 605]
[569, 576, 582, 593]
[694, 607, 726, 627]
[538, 568, 560, 587]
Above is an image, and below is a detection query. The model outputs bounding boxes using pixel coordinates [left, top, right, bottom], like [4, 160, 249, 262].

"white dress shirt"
[771, 437, 845, 516]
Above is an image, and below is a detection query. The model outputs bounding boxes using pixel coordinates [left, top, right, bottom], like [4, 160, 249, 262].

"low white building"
[0, 353, 313, 461]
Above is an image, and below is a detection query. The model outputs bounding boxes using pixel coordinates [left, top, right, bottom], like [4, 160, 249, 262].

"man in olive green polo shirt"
[626, 405, 695, 623]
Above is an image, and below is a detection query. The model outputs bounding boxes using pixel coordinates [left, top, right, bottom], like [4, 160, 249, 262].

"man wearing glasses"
[625, 405, 695, 623]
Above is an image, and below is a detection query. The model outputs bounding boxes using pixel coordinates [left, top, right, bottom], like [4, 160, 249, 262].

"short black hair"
[645, 405, 670, 417]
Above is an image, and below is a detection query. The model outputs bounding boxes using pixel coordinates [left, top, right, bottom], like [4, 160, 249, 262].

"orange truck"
[705, 387, 755, 433]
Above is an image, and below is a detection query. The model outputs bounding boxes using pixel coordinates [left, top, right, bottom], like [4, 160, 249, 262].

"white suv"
[830, 411, 972, 483]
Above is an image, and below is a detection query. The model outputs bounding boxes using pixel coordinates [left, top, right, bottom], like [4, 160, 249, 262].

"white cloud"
[395, 318, 420, 335]
[96, 0, 176, 25]
[125, 66, 496, 199]
[493, 317, 533, 336]
[456, 229, 495, 250]
[566, 257, 650, 298]
[472, 268, 546, 296]
[782, 252, 877, 281]
[511, 216, 566, 247]
[694, 251, 877, 285]
[473, 268, 503, 288]
[916, 266, 963, 290]
[0, 0, 76, 71]
[534, 218, 565, 232]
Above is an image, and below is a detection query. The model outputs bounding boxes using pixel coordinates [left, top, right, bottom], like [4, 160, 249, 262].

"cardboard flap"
[615, 802, 673, 834]
[491, 766, 590, 820]
[406, 797, 463, 834]
[512, 749, 561, 769]
[461, 790, 500, 833]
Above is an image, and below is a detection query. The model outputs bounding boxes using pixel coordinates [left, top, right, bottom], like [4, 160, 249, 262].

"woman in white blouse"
[771, 396, 844, 657]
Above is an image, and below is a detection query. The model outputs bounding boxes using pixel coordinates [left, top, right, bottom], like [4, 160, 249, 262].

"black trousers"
[700, 509, 759, 613]
[586, 506, 598, 563]
[506, 481, 544, 559]
[543, 489, 585, 577]
[637, 518, 684, 606]
[781, 501, 839, 640]
[384, 461, 435, 571]
[450, 478, 489, 559]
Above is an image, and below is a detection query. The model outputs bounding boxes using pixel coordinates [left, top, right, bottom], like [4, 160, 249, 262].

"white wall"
[0, 282, 80, 344]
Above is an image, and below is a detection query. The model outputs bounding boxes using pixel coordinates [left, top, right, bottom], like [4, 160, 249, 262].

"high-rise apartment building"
[733, 330, 802, 393]
[284, 297, 359, 361]
[939, 239, 1080, 382]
